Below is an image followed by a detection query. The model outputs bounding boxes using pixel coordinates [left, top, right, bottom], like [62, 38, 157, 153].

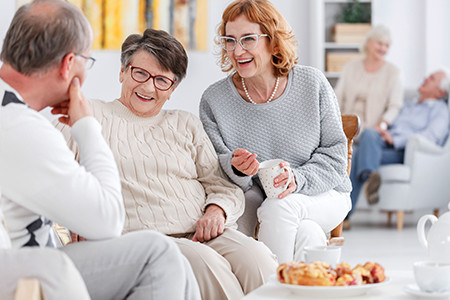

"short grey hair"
[0, 0, 91, 75]
[120, 28, 188, 82]
[438, 67, 450, 94]
[360, 25, 392, 55]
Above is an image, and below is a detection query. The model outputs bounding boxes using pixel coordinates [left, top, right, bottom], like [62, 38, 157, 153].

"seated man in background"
[0, 1, 199, 299]
[346, 69, 450, 225]
[54, 28, 277, 300]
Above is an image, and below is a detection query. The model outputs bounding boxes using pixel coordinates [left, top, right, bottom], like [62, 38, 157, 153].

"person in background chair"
[335, 25, 404, 137]
[55, 28, 277, 300]
[347, 69, 450, 225]
[0, 1, 200, 299]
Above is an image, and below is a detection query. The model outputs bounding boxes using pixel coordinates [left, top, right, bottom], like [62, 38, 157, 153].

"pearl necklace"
[241, 76, 280, 104]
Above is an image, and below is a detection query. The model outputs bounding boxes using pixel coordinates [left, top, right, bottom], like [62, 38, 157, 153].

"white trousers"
[257, 190, 351, 263]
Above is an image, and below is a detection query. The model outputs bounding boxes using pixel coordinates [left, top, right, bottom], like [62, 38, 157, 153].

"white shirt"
[0, 79, 124, 248]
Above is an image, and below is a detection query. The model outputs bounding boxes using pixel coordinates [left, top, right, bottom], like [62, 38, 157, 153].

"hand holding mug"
[276, 161, 297, 198]
[258, 159, 296, 199]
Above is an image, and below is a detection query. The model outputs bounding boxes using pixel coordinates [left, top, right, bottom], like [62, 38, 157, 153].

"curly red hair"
[216, 0, 298, 77]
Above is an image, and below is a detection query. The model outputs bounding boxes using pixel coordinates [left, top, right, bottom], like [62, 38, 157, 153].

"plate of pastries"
[274, 261, 390, 297]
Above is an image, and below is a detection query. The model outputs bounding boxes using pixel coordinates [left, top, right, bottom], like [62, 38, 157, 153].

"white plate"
[270, 274, 391, 298]
[404, 284, 450, 299]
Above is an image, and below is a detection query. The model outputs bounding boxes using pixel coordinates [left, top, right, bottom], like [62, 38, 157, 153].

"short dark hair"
[121, 28, 188, 82]
[0, 0, 91, 75]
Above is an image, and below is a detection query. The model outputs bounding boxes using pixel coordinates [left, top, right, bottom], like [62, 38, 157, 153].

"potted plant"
[333, 0, 371, 43]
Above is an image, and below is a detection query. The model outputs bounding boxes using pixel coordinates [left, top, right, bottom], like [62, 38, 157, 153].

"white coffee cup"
[413, 261, 450, 293]
[304, 245, 341, 267]
[258, 159, 292, 199]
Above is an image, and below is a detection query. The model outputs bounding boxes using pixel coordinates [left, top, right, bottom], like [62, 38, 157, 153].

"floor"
[340, 208, 432, 273]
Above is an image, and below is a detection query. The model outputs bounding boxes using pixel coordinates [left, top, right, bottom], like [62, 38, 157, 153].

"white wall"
[1, 0, 449, 116]
[373, 0, 450, 89]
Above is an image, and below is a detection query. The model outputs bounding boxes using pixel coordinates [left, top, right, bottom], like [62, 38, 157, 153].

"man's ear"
[60, 53, 75, 82]
[438, 89, 447, 99]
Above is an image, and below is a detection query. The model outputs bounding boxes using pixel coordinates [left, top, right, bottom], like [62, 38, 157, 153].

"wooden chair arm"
[330, 114, 360, 239]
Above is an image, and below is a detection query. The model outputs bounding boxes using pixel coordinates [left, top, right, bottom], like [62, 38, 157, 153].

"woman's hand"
[192, 204, 226, 243]
[231, 148, 259, 176]
[275, 161, 297, 199]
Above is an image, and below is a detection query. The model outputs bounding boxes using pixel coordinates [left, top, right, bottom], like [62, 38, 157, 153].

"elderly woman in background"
[335, 25, 404, 135]
[334, 25, 403, 228]
[200, 0, 351, 264]
[56, 28, 277, 300]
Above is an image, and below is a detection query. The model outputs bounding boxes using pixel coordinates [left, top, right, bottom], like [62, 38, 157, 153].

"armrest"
[404, 134, 445, 166]
[14, 278, 42, 300]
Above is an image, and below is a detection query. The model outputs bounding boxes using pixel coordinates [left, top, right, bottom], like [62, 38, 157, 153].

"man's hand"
[51, 77, 92, 126]
[231, 148, 259, 176]
[192, 204, 226, 243]
[375, 125, 394, 145]
[380, 130, 394, 145]
[276, 161, 297, 199]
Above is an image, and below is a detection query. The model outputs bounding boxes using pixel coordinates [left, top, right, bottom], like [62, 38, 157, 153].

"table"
[243, 270, 426, 299]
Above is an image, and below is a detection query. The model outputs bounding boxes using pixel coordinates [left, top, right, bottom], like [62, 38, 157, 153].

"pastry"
[277, 261, 336, 286]
[277, 261, 385, 286]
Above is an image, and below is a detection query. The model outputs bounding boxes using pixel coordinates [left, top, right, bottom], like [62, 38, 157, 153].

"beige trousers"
[171, 228, 277, 300]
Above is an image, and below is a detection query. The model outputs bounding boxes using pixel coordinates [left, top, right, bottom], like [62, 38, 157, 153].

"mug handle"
[280, 165, 292, 191]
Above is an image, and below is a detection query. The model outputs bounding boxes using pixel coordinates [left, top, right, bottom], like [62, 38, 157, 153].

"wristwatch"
[379, 121, 388, 131]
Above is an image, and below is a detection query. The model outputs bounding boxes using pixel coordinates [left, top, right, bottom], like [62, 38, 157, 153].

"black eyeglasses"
[127, 64, 176, 91]
[219, 34, 268, 51]
[75, 54, 96, 70]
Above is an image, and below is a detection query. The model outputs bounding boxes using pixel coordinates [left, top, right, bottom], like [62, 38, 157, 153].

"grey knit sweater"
[200, 65, 352, 196]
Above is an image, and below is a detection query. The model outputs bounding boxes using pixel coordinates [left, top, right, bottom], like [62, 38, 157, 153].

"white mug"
[413, 261, 450, 293]
[258, 159, 292, 199]
[304, 245, 341, 267]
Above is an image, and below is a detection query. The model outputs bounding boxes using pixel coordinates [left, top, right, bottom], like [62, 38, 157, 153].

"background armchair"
[356, 92, 450, 230]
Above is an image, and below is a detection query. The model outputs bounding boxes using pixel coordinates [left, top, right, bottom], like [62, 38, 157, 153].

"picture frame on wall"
[16, 0, 208, 51]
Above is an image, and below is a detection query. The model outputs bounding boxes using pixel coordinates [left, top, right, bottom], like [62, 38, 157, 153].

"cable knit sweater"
[200, 65, 352, 196]
[56, 99, 244, 235]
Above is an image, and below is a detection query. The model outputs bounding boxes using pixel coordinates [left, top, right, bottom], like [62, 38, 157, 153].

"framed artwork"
[16, 0, 208, 51]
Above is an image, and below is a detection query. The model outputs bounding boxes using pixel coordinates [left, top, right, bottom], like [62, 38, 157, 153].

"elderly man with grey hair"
[346, 68, 450, 223]
[0, 0, 200, 299]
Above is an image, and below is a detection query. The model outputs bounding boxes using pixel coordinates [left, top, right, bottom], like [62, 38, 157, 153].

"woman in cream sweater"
[335, 25, 404, 135]
[56, 28, 276, 300]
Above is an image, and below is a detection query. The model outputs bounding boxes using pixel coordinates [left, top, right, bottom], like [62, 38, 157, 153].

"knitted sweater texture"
[57, 100, 244, 235]
[200, 65, 352, 195]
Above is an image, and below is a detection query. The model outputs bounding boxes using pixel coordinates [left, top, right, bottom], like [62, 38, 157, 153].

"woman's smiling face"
[224, 14, 273, 80]
[118, 49, 177, 118]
